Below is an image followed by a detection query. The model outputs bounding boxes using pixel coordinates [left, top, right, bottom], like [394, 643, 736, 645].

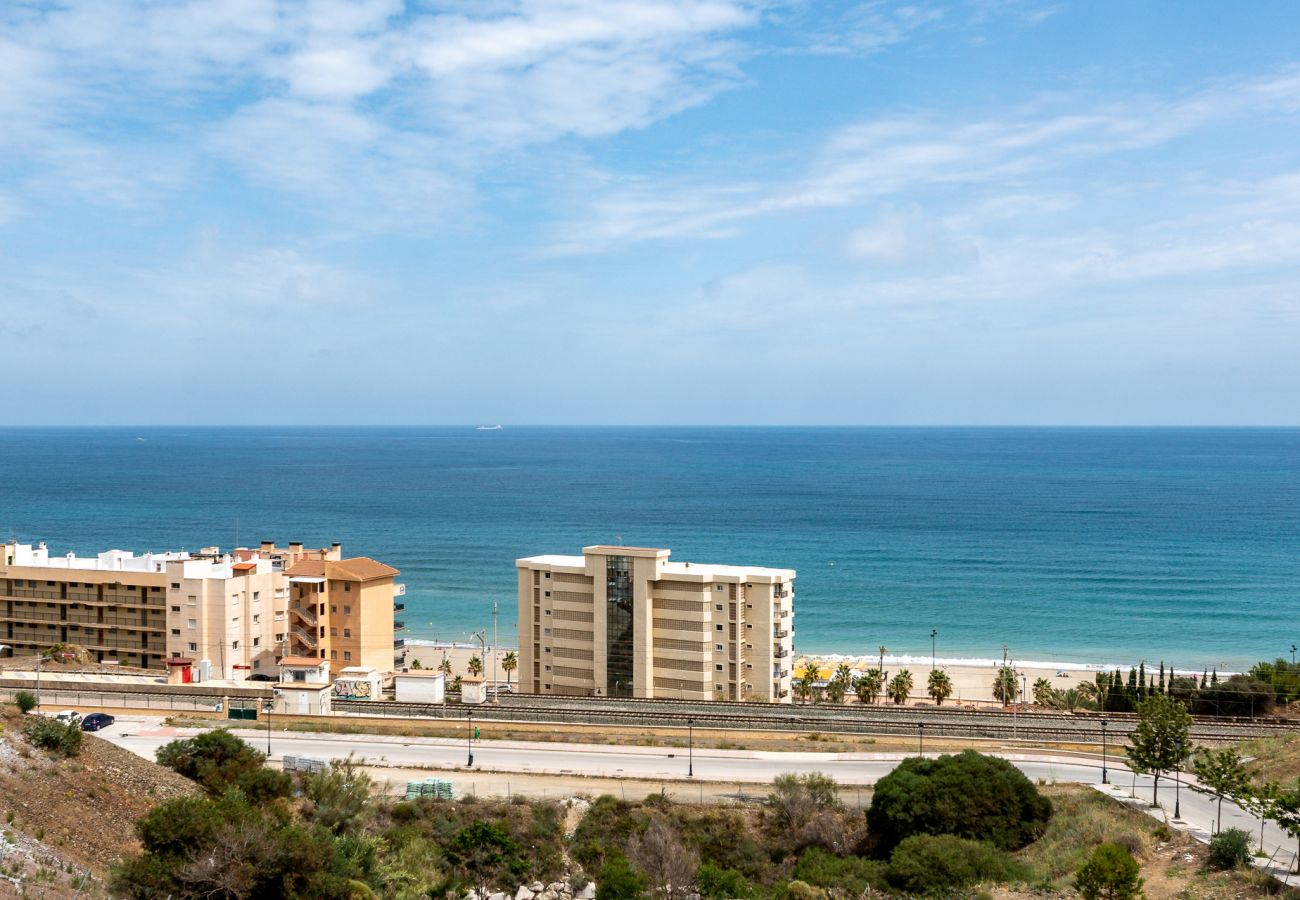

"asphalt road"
[96, 716, 1300, 876]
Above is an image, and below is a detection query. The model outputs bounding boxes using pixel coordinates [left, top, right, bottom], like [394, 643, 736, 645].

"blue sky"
[2, 1, 1299, 425]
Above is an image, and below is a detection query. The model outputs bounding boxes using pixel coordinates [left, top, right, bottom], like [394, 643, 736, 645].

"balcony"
[393, 638, 406, 649]
[774, 609, 790, 619]
[773, 588, 790, 599]
[290, 604, 318, 627]
[394, 602, 405, 613]
[773, 648, 789, 659]
[394, 619, 406, 630]
[290, 625, 318, 650]
[773, 628, 790, 639]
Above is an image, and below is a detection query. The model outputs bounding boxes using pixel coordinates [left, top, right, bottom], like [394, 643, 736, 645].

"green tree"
[866, 750, 1051, 855]
[827, 664, 853, 705]
[1125, 692, 1192, 807]
[1255, 780, 1300, 873]
[1192, 746, 1252, 833]
[14, 690, 37, 714]
[1074, 843, 1143, 900]
[767, 772, 841, 831]
[1208, 828, 1252, 870]
[888, 669, 913, 705]
[993, 666, 1019, 705]
[410, 658, 423, 670]
[301, 756, 373, 836]
[927, 669, 953, 705]
[886, 834, 1023, 894]
[796, 667, 818, 705]
[597, 849, 648, 900]
[22, 715, 83, 757]
[1033, 678, 1057, 707]
[439, 656, 453, 677]
[447, 820, 525, 895]
[855, 669, 883, 706]
[502, 651, 518, 686]
[468, 655, 484, 677]
[156, 729, 266, 796]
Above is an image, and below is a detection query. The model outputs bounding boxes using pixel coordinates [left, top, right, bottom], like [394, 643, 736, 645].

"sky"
[2, 1, 1299, 425]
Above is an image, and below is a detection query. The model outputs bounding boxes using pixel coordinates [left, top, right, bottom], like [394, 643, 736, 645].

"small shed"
[394, 671, 446, 704]
[460, 675, 487, 705]
[165, 658, 194, 685]
[280, 656, 330, 684]
[274, 682, 332, 716]
[334, 666, 383, 701]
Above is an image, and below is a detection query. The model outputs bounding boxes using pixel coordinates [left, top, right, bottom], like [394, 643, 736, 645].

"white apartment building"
[516, 545, 795, 703]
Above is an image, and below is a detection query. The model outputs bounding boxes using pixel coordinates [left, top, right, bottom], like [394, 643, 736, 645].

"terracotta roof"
[286, 559, 327, 577]
[329, 557, 400, 581]
[279, 656, 325, 667]
[232, 561, 257, 572]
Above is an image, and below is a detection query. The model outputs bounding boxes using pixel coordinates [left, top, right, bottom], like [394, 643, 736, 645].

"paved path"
[96, 715, 1300, 882]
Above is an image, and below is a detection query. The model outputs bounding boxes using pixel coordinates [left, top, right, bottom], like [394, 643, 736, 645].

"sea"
[1, 426, 1297, 672]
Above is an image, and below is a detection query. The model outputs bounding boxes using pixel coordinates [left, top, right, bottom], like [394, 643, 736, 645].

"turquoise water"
[1, 427, 1296, 670]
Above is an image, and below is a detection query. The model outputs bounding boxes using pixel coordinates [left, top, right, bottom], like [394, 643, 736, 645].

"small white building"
[460, 675, 487, 705]
[334, 666, 383, 701]
[280, 656, 330, 684]
[394, 671, 446, 704]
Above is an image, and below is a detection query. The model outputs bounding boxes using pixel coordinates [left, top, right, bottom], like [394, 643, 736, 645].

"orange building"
[285, 556, 402, 672]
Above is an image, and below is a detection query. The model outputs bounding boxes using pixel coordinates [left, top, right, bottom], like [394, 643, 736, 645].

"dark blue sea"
[1, 427, 1297, 671]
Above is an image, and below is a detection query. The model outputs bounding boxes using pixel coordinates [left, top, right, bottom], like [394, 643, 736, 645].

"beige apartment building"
[1, 539, 402, 678]
[516, 545, 795, 703]
[285, 556, 403, 672]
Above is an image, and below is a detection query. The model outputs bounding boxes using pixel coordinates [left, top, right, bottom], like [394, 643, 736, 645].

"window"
[715, 604, 723, 611]
[746, 623, 753, 629]
[343, 628, 351, 638]
[275, 633, 285, 642]
[544, 573, 551, 578]
[188, 595, 197, 604]
[715, 664, 723, 671]
[171, 628, 180, 635]
[716, 624, 723, 631]
[170, 582, 180, 589]
[715, 684, 723, 690]
[544, 609, 551, 616]
[172, 652, 181, 658]
[344, 651, 352, 661]
[252, 637, 260, 647]
[331, 605, 337, 613]
[544, 647, 551, 653]
[189, 642, 197, 651]
[253, 614, 259, 624]
[171, 605, 180, 612]
[331, 650, 338, 659]
[331, 628, 338, 637]
[343, 606, 351, 615]
[544, 665, 551, 671]
[544, 591, 551, 597]
[715, 644, 723, 651]
[253, 591, 260, 600]
[187, 619, 196, 628]
[231, 640, 240, 650]
[543, 628, 551, 636]
[344, 584, 351, 592]
[716, 585, 723, 592]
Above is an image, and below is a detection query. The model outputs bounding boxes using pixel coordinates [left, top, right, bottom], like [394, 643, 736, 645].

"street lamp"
[1292, 644, 1297, 666]
[687, 717, 694, 778]
[1100, 719, 1109, 785]
[1173, 738, 1183, 820]
[467, 711, 474, 767]
[930, 630, 937, 671]
[262, 699, 274, 756]
[917, 722, 924, 757]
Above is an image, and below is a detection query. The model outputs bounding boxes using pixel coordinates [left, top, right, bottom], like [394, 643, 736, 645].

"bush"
[14, 691, 37, 714]
[886, 834, 1024, 894]
[767, 773, 841, 829]
[155, 729, 266, 796]
[790, 848, 887, 895]
[1208, 828, 1252, 870]
[1074, 843, 1142, 900]
[866, 750, 1052, 855]
[236, 767, 294, 805]
[22, 715, 82, 757]
[697, 862, 753, 900]
[597, 849, 648, 900]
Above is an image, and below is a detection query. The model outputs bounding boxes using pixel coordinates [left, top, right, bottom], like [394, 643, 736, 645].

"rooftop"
[285, 557, 399, 581]
[279, 656, 326, 668]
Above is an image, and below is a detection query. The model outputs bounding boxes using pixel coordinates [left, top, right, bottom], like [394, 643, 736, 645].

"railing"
[394, 620, 406, 630]
[394, 638, 406, 649]
[773, 628, 789, 639]
[774, 609, 790, 619]
[394, 602, 405, 612]
[773, 648, 789, 659]
[773, 589, 790, 599]
[290, 604, 318, 626]
[291, 625, 318, 649]
[2, 590, 65, 600]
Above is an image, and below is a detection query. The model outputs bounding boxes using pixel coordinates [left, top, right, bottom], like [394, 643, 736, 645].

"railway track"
[334, 697, 1297, 743]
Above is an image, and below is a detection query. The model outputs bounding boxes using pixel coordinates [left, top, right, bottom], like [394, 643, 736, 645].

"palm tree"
[888, 669, 913, 705]
[856, 669, 883, 705]
[826, 676, 847, 704]
[878, 645, 887, 673]
[927, 668, 953, 705]
[993, 666, 1018, 705]
[468, 655, 484, 677]
[410, 658, 423, 670]
[797, 666, 818, 704]
[451, 675, 463, 693]
[438, 656, 452, 678]
[831, 663, 854, 704]
[502, 651, 518, 687]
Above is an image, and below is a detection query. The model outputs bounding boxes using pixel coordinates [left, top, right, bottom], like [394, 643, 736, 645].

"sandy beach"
[404, 642, 1137, 705]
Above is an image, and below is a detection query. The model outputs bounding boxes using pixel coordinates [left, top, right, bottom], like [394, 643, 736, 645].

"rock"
[529, 883, 545, 893]
[489, 893, 506, 900]
[464, 891, 480, 900]
[548, 884, 565, 894]
[576, 884, 596, 900]
[516, 887, 535, 900]
[539, 890, 558, 900]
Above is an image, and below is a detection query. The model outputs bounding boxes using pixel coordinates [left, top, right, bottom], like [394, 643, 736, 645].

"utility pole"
[931, 629, 937, 671]
[1101, 719, 1109, 784]
[492, 602, 499, 704]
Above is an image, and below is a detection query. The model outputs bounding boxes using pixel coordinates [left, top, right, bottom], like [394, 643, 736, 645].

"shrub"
[22, 715, 82, 757]
[301, 757, 373, 835]
[866, 750, 1051, 855]
[1208, 828, 1252, 870]
[767, 773, 841, 830]
[697, 863, 752, 900]
[155, 729, 265, 796]
[790, 848, 887, 895]
[236, 767, 294, 805]
[886, 834, 1023, 894]
[14, 691, 37, 714]
[1074, 843, 1143, 900]
[597, 849, 648, 900]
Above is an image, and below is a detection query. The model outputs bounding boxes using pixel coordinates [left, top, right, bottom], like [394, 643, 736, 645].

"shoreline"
[404, 641, 1233, 704]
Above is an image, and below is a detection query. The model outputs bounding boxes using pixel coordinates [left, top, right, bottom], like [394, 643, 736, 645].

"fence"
[0, 686, 224, 713]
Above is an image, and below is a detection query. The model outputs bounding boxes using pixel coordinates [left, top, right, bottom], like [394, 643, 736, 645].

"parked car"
[80, 713, 114, 732]
[53, 709, 80, 724]
[247, 673, 276, 682]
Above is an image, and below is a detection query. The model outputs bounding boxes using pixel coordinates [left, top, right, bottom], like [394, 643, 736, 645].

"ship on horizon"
[475, 424, 503, 431]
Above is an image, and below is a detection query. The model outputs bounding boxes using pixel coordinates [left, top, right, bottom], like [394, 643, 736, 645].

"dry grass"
[1239, 733, 1300, 786]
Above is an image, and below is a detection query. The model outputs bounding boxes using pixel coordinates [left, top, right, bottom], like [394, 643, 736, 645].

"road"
[96, 716, 1300, 879]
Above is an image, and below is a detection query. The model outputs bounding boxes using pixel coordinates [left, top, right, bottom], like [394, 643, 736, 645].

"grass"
[1017, 784, 1153, 883]
[1238, 733, 1300, 786]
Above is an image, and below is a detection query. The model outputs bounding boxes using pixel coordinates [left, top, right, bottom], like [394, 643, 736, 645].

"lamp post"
[35, 654, 43, 711]
[263, 699, 273, 756]
[1100, 719, 1109, 784]
[687, 717, 694, 778]
[467, 711, 474, 767]
[917, 722, 924, 757]
[1292, 644, 1297, 666]
[930, 630, 937, 671]
[1173, 738, 1183, 820]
